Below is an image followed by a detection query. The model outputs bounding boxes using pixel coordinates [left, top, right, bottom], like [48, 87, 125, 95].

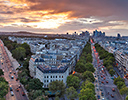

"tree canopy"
[66, 75, 80, 89]
[49, 80, 66, 97]
[66, 86, 78, 100]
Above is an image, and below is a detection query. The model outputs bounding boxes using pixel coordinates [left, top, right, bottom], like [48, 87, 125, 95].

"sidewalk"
[4, 46, 19, 71]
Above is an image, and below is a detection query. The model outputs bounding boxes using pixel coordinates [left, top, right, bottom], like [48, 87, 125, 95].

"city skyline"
[0, 0, 128, 36]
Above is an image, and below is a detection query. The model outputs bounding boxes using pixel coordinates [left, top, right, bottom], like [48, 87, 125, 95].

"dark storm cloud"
[20, 18, 40, 23]
[0, 11, 14, 14]
[22, 0, 128, 19]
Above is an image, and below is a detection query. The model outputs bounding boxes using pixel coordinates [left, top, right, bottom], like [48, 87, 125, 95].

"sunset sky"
[0, 0, 128, 36]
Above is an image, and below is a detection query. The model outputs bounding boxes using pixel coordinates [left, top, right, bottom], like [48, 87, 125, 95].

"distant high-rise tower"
[117, 33, 121, 38]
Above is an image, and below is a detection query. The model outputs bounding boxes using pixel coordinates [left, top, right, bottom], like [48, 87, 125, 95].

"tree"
[55, 96, 60, 100]
[12, 47, 26, 60]
[79, 88, 96, 100]
[6, 44, 13, 51]
[66, 75, 80, 89]
[114, 76, 125, 85]
[75, 62, 86, 73]
[125, 95, 128, 100]
[117, 81, 126, 90]
[82, 71, 95, 82]
[120, 87, 128, 100]
[0, 69, 4, 76]
[86, 54, 92, 63]
[109, 69, 115, 76]
[81, 81, 95, 94]
[28, 78, 43, 90]
[85, 63, 95, 73]
[0, 81, 9, 98]
[28, 90, 44, 100]
[21, 43, 31, 56]
[49, 80, 65, 97]
[66, 87, 78, 100]
[106, 65, 113, 71]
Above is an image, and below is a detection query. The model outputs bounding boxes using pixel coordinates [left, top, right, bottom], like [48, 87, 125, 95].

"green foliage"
[49, 80, 66, 97]
[55, 96, 60, 100]
[106, 65, 113, 71]
[28, 90, 44, 100]
[28, 78, 43, 90]
[114, 76, 125, 85]
[82, 71, 95, 82]
[12, 47, 26, 60]
[109, 69, 115, 76]
[85, 63, 95, 73]
[75, 62, 86, 73]
[117, 82, 126, 90]
[66, 75, 80, 89]
[21, 43, 31, 56]
[79, 88, 96, 100]
[125, 95, 128, 100]
[0, 69, 4, 76]
[66, 86, 78, 100]
[0, 77, 9, 98]
[86, 54, 92, 63]
[120, 87, 128, 95]
[81, 81, 95, 94]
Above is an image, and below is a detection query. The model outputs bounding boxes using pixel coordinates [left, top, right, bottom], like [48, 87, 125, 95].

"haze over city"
[0, 0, 128, 36]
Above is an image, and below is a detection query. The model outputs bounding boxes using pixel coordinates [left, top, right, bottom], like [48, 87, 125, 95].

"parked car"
[22, 92, 25, 96]
[10, 87, 13, 91]
[11, 76, 14, 79]
[16, 88, 19, 92]
[112, 88, 115, 92]
[111, 94, 114, 98]
[11, 91, 14, 96]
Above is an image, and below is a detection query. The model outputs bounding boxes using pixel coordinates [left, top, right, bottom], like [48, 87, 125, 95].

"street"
[0, 40, 28, 100]
[92, 43, 123, 100]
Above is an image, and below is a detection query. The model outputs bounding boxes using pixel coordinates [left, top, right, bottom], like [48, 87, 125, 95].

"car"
[102, 98, 105, 100]
[19, 85, 21, 88]
[106, 81, 108, 83]
[16, 78, 18, 81]
[97, 95, 100, 99]
[11, 91, 14, 96]
[103, 77, 106, 80]
[96, 87, 99, 91]
[101, 75, 103, 78]
[16, 88, 19, 92]
[112, 88, 115, 92]
[10, 87, 13, 91]
[101, 92, 104, 96]
[22, 92, 25, 96]
[96, 84, 98, 87]
[11, 76, 14, 79]
[100, 87, 103, 91]
[10, 71, 12, 74]
[101, 81, 104, 84]
[13, 72, 16, 74]
[95, 80, 97, 82]
[111, 94, 114, 98]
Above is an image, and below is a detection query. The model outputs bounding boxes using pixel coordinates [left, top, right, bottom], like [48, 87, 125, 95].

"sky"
[0, 0, 128, 36]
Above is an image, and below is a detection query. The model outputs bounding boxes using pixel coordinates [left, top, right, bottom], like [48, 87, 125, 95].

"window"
[44, 76, 46, 78]
[44, 80, 46, 83]
[56, 76, 57, 78]
[53, 76, 55, 78]
[62, 76, 63, 78]
[47, 80, 49, 82]
[44, 84, 46, 87]
[59, 76, 61, 78]
[51, 80, 52, 82]
[47, 76, 49, 78]
[51, 76, 52, 78]
[47, 84, 48, 87]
